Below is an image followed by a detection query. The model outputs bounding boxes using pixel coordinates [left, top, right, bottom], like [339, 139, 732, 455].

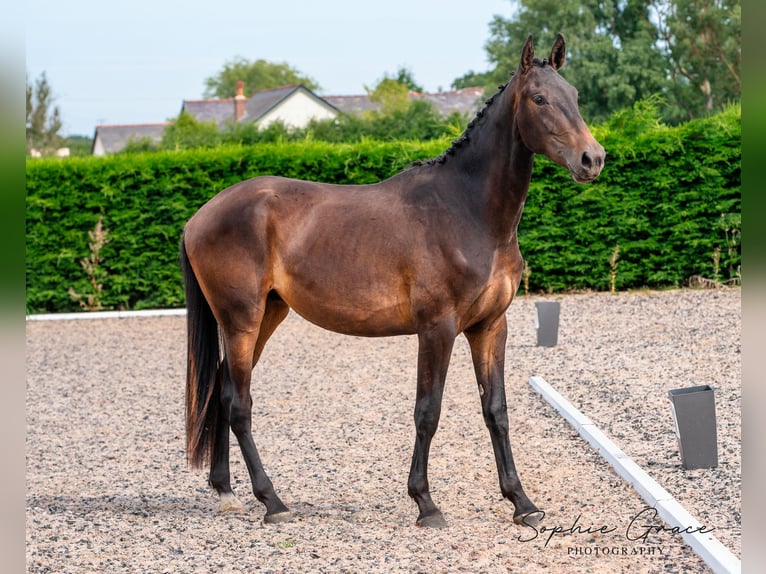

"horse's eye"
[532, 95, 548, 106]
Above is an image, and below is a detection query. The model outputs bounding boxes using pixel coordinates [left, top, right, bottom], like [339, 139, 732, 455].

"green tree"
[391, 66, 424, 92]
[653, 0, 741, 121]
[451, 69, 494, 90]
[367, 77, 411, 115]
[64, 135, 93, 157]
[364, 66, 425, 114]
[203, 57, 320, 98]
[480, 0, 668, 123]
[357, 70, 460, 140]
[26, 72, 63, 156]
[161, 111, 221, 150]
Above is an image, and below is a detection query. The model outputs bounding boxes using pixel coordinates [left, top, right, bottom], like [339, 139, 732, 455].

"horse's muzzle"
[569, 145, 605, 183]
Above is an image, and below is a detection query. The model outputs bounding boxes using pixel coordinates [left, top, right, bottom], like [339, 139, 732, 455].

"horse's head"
[512, 34, 605, 183]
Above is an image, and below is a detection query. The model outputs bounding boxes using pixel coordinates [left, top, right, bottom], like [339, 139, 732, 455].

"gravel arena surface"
[26, 288, 741, 573]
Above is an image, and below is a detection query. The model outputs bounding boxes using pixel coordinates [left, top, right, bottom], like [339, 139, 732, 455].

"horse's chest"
[462, 249, 519, 319]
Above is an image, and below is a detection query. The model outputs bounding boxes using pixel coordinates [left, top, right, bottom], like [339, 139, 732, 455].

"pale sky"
[25, 0, 514, 136]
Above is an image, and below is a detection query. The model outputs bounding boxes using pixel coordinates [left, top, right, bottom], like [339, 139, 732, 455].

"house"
[92, 123, 169, 156]
[92, 83, 339, 155]
[182, 82, 339, 129]
[90, 84, 485, 155]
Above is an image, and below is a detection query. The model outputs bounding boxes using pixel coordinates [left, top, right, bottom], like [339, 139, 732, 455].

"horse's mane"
[411, 60, 551, 168]
[411, 80, 509, 167]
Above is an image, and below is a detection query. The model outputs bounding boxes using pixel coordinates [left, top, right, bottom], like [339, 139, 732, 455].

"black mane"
[411, 58, 554, 168]
[411, 79, 511, 167]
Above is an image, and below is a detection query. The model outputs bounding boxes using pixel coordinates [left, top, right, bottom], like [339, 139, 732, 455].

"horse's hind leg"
[217, 299, 292, 523]
[208, 361, 244, 513]
[252, 294, 290, 366]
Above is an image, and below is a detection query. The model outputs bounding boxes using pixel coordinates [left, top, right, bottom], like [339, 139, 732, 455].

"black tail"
[180, 235, 221, 469]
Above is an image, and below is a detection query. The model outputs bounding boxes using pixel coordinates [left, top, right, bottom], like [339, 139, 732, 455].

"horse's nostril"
[581, 151, 592, 169]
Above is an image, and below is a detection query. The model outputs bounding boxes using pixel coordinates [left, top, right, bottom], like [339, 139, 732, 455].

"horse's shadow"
[26, 493, 404, 525]
[27, 492, 226, 521]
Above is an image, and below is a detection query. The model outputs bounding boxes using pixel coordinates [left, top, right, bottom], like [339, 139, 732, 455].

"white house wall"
[93, 137, 106, 156]
[258, 91, 337, 129]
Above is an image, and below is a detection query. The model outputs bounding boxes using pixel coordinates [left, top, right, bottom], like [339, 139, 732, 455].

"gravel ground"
[26, 288, 740, 573]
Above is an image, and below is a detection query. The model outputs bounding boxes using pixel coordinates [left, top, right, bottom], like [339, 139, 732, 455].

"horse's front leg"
[408, 321, 456, 528]
[465, 315, 539, 524]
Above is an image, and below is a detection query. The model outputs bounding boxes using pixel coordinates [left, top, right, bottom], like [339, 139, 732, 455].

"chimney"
[235, 81, 247, 120]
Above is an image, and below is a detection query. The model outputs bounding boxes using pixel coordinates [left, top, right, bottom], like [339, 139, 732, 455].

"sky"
[25, 0, 514, 137]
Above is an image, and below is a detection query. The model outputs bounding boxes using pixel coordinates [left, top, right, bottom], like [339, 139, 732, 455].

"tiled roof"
[245, 85, 303, 120]
[417, 87, 485, 116]
[182, 85, 337, 128]
[92, 123, 168, 155]
[323, 95, 379, 115]
[325, 87, 485, 117]
[181, 99, 237, 128]
[90, 86, 485, 155]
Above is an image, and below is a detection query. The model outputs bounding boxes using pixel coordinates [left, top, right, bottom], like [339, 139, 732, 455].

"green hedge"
[25, 104, 740, 313]
[25, 140, 446, 313]
[521, 102, 741, 292]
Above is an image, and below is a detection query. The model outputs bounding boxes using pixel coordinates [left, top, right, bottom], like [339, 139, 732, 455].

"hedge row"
[26, 104, 740, 313]
[26, 140, 446, 313]
[522, 102, 741, 292]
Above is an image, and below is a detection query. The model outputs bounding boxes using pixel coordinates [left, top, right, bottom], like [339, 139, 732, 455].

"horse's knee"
[483, 402, 509, 434]
[414, 405, 440, 437]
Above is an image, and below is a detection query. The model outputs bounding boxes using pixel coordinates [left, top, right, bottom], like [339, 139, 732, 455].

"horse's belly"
[274, 272, 416, 337]
[285, 292, 416, 337]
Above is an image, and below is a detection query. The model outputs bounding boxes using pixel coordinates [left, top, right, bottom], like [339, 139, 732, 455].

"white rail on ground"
[26, 309, 187, 321]
[529, 375, 740, 574]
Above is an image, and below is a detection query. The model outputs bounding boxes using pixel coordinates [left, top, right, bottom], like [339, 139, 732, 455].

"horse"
[180, 34, 604, 529]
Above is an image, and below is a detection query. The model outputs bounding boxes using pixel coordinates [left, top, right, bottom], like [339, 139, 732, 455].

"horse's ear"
[520, 35, 534, 74]
[549, 33, 566, 71]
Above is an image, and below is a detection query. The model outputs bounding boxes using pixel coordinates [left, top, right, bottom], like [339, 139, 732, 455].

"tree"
[26, 72, 63, 156]
[203, 58, 320, 98]
[364, 67, 425, 114]
[478, 0, 668, 123]
[161, 111, 221, 150]
[64, 135, 93, 157]
[451, 69, 494, 90]
[391, 66, 424, 93]
[653, 0, 741, 121]
[472, 0, 740, 123]
[367, 77, 411, 115]
[355, 70, 459, 140]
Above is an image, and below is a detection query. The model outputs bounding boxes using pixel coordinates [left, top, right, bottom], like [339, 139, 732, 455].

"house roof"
[325, 87, 485, 117]
[181, 99, 237, 128]
[89, 86, 485, 155]
[245, 84, 303, 120]
[323, 94, 379, 115]
[417, 87, 485, 116]
[92, 123, 169, 155]
[183, 84, 339, 128]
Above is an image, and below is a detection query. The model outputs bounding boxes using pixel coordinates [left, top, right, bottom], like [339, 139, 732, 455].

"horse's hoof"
[217, 493, 244, 514]
[513, 508, 542, 526]
[264, 510, 294, 524]
[416, 511, 447, 529]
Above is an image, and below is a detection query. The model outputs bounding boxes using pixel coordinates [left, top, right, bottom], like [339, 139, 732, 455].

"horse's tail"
[180, 234, 221, 469]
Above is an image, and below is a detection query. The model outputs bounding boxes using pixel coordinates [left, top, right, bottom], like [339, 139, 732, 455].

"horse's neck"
[446, 86, 534, 243]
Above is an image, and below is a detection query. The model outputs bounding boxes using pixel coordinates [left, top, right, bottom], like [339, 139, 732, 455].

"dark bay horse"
[180, 34, 604, 528]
